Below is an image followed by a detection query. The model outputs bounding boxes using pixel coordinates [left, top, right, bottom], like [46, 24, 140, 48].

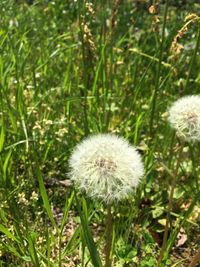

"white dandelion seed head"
[168, 95, 200, 142]
[69, 134, 144, 204]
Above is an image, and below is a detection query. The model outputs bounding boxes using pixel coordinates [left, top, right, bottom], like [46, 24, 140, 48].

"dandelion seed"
[69, 134, 144, 203]
[168, 95, 200, 142]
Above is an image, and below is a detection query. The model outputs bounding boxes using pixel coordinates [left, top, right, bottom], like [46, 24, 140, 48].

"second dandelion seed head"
[168, 95, 200, 142]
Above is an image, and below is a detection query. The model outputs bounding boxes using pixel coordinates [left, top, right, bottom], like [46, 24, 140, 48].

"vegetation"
[0, 0, 200, 266]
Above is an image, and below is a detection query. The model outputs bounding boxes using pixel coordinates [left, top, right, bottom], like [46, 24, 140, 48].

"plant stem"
[78, 0, 90, 135]
[156, 142, 184, 267]
[185, 21, 200, 92]
[150, 0, 169, 136]
[188, 248, 200, 267]
[58, 234, 62, 267]
[105, 205, 113, 267]
[189, 144, 199, 193]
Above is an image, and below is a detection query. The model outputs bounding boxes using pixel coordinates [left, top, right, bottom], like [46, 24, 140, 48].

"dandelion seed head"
[168, 95, 200, 142]
[69, 134, 144, 203]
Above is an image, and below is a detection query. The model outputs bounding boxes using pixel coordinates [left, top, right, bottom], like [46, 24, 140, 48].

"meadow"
[0, 0, 200, 266]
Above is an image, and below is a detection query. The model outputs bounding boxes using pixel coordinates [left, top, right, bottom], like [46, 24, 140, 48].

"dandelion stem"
[156, 141, 184, 267]
[105, 204, 113, 267]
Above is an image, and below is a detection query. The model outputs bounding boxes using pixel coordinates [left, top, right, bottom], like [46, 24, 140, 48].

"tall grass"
[0, 0, 200, 266]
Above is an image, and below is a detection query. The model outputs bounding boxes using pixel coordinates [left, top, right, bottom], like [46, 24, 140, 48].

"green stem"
[78, 1, 89, 135]
[58, 234, 62, 267]
[185, 20, 200, 92]
[150, 0, 169, 135]
[189, 144, 199, 193]
[105, 205, 113, 267]
[156, 142, 184, 267]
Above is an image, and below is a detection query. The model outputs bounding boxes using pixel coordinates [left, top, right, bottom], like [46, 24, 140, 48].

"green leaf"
[63, 225, 81, 256]
[3, 149, 12, 183]
[60, 191, 74, 234]
[34, 157, 57, 230]
[0, 208, 8, 223]
[75, 194, 102, 267]
[0, 224, 19, 243]
[27, 233, 40, 267]
[0, 119, 5, 152]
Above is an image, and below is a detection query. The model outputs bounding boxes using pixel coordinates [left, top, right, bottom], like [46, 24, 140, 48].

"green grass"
[0, 0, 200, 266]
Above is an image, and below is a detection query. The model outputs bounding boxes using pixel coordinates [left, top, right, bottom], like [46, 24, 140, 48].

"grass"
[0, 0, 200, 266]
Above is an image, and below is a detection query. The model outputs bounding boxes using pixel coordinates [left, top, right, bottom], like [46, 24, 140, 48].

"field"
[0, 1, 200, 266]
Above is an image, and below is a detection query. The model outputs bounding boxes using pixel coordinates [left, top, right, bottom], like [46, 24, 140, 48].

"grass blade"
[33, 156, 58, 231]
[0, 224, 19, 243]
[75, 194, 102, 267]
[0, 118, 5, 153]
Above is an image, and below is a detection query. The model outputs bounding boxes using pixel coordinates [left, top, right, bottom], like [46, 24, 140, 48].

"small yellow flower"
[17, 192, 29, 205]
[30, 191, 39, 201]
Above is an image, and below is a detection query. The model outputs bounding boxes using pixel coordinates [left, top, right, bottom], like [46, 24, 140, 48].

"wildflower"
[170, 13, 199, 59]
[168, 95, 200, 142]
[37, 236, 46, 245]
[30, 191, 39, 201]
[85, 2, 94, 16]
[17, 192, 29, 205]
[69, 134, 144, 203]
[56, 128, 68, 138]
[149, 5, 157, 14]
